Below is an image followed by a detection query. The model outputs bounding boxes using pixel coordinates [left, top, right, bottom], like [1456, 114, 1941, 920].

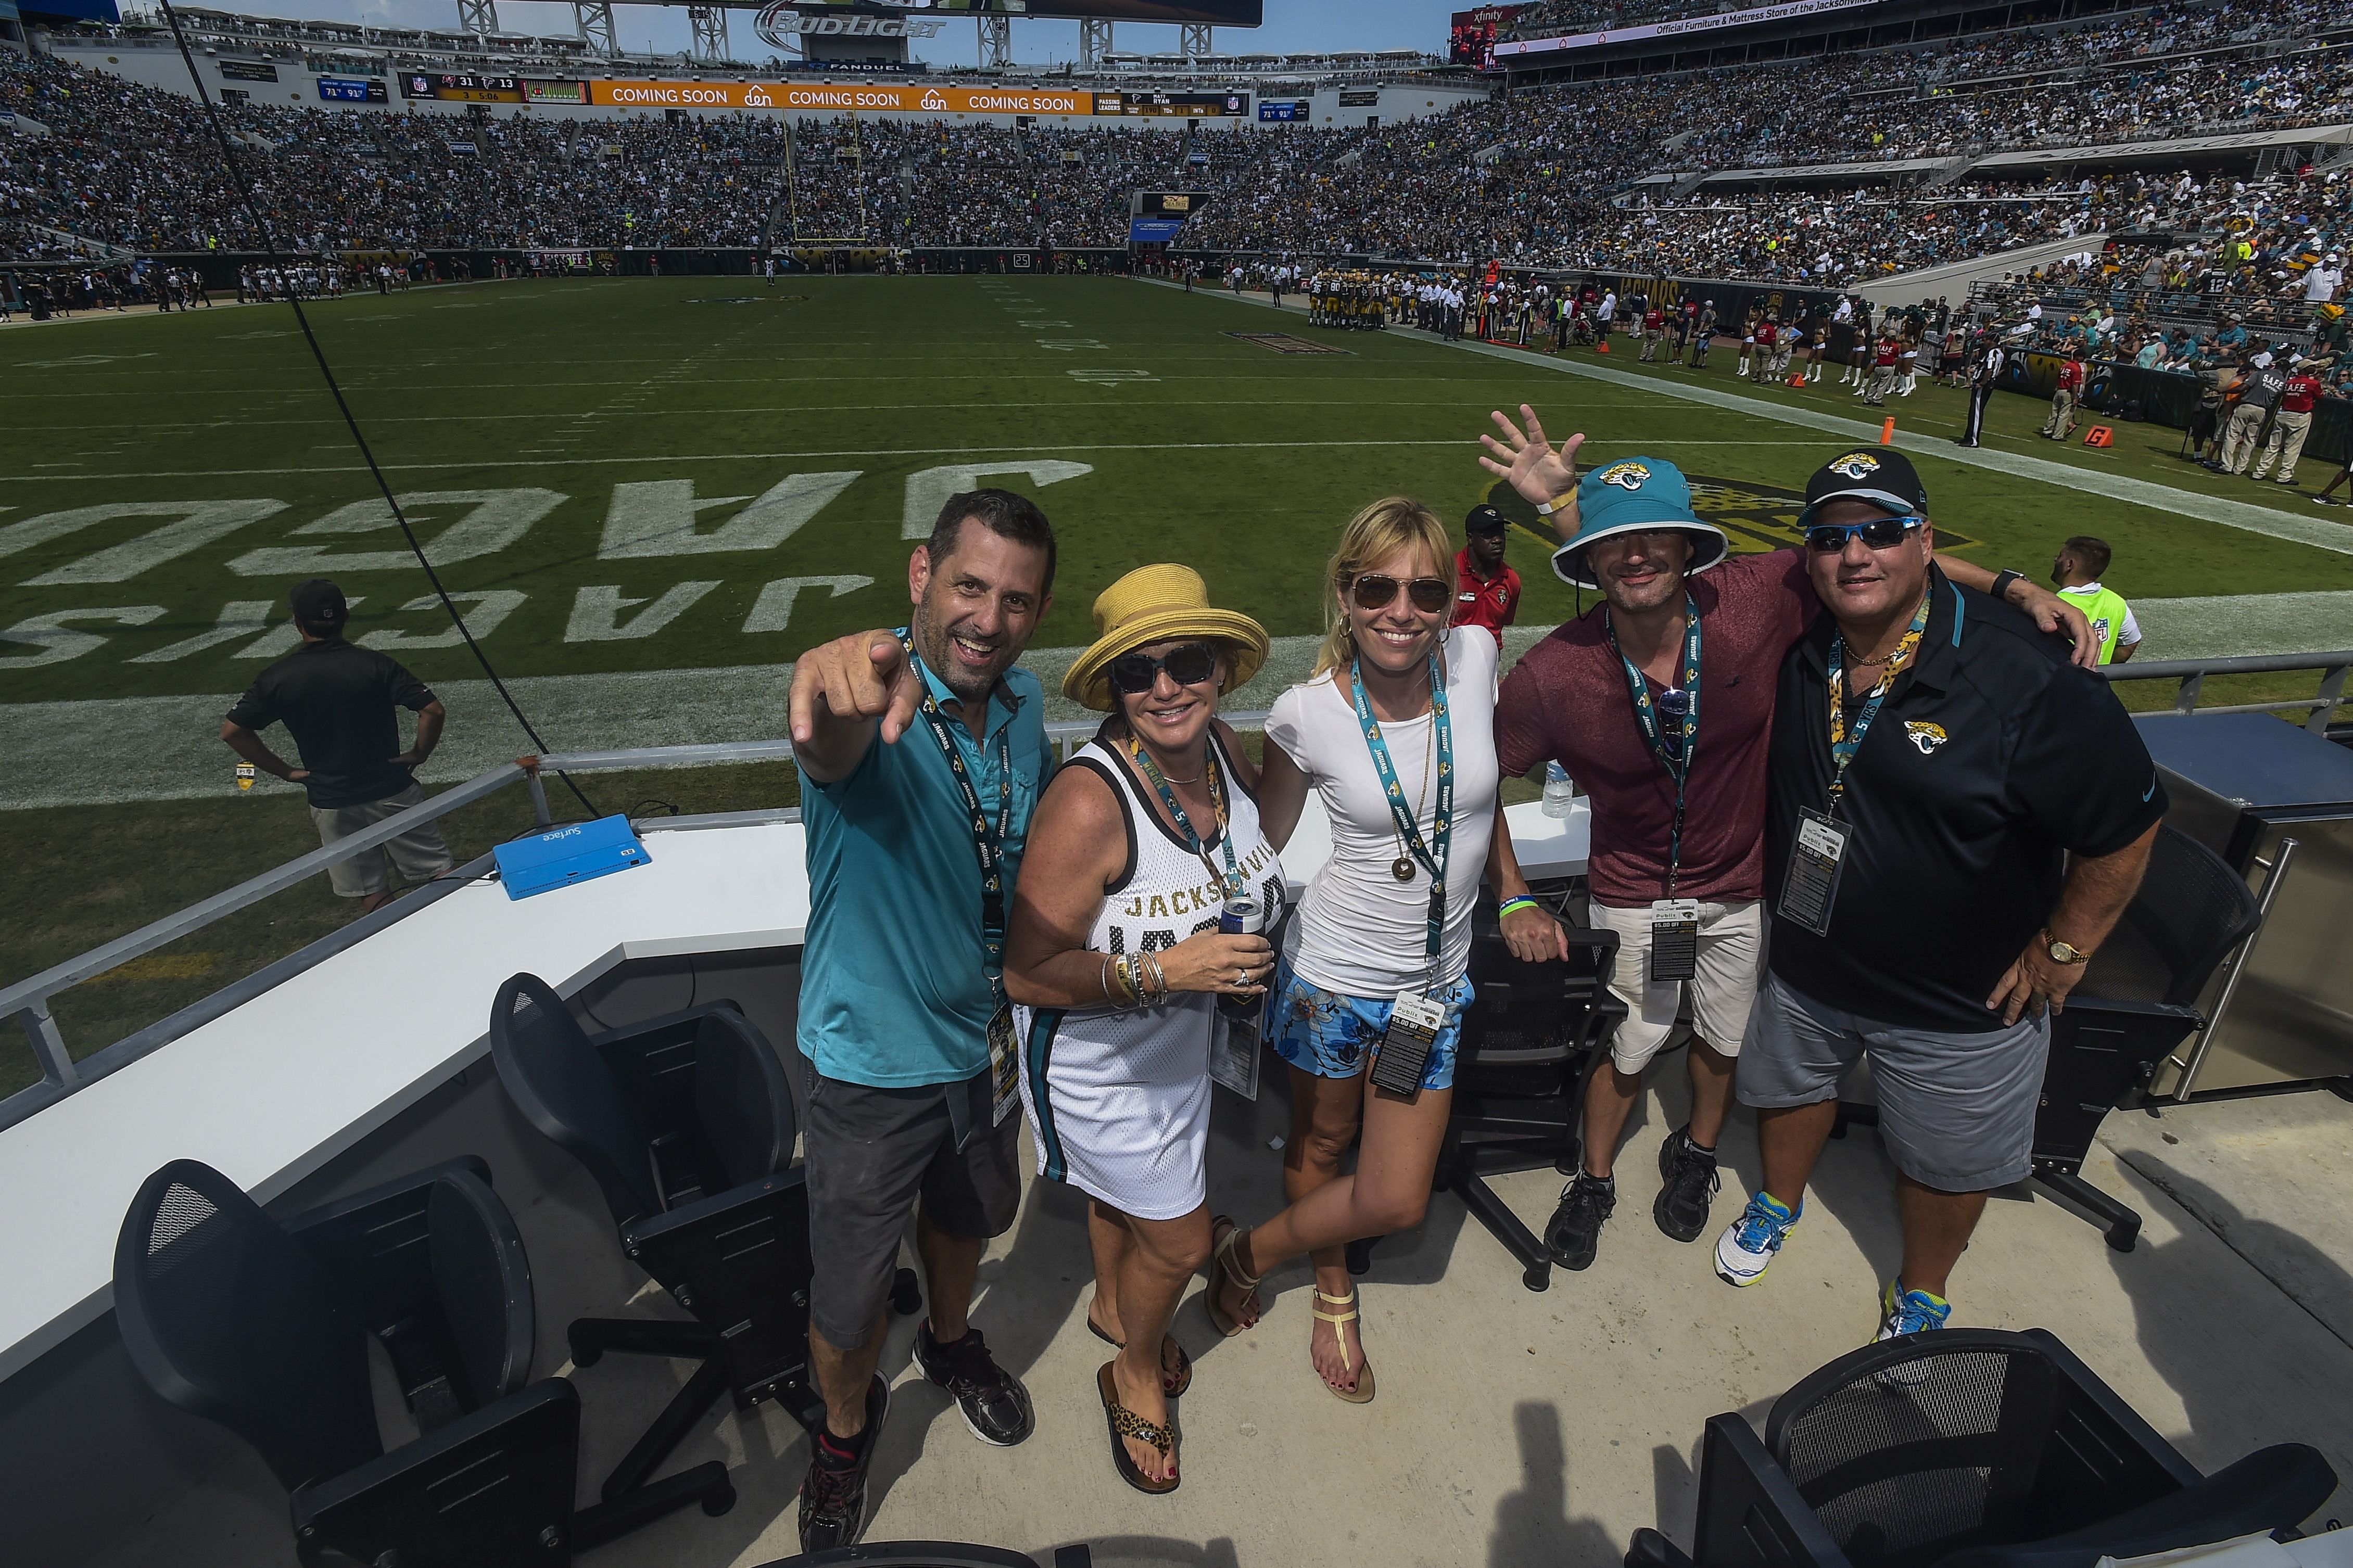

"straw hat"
[1062, 564, 1270, 713]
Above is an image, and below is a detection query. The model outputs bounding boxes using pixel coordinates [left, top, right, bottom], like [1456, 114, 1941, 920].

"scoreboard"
[400, 73, 526, 103]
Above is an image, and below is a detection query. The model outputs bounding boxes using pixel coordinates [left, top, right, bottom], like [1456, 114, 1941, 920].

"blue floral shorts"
[1268, 959, 1474, 1093]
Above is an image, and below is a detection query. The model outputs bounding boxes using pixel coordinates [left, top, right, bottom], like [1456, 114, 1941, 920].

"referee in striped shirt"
[1957, 333, 2005, 448]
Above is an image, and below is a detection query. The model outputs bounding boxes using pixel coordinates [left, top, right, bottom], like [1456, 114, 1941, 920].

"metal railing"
[0, 716, 1221, 1134]
[4, 654, 2346, 1134]
[2103, 649, 2352, 733]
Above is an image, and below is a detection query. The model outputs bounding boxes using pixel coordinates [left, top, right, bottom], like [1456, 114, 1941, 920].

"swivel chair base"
[568, 1266, 925, 1499]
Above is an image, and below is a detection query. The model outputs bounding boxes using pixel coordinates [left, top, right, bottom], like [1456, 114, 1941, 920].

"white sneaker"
[1714, 1191, 1801, 1286]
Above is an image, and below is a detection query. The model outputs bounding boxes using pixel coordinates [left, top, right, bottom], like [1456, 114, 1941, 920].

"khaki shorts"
[1589, 898, 1765, 1074]
[310, 782, 453, 898]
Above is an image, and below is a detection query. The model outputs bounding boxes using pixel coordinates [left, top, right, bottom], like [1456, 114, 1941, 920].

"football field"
[10, 271, 2353, 795]
[10, 271, 2353, 1080]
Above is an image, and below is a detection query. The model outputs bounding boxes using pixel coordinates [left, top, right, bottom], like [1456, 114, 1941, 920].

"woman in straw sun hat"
[1004, 563, 1280, 1496]
[1203, 495, 1535, 1405]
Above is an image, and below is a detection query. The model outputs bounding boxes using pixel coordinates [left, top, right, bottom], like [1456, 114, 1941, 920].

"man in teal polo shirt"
[785, 489, 1056, 1551]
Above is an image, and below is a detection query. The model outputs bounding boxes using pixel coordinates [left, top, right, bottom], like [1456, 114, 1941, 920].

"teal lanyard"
[1824, 591, 1932, 815]
[1125, 733, 1243, 898]
[1603, 593, 1701, 897]
[901, 629, 1016, 996]
[1350, 653, 1454, 964]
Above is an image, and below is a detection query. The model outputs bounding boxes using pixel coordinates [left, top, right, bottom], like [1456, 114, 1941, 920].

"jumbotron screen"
[1450, 4, 1528, 68]
[878, 1, 1264, 22]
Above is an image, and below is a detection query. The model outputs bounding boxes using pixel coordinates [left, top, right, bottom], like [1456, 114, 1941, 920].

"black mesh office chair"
[491, 973, 871, 1502]
[1836, 825, 2263, 1252]
[1629, 1329, 2333, 1568]
[1350, 896, 1625, 1293]
[114, 1157, 730, 1566]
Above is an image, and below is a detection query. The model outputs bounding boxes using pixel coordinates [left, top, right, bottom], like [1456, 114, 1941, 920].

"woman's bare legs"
[1213, 1068, 1453, 1394]
[1096, 1203, 1210, 1483]
[1086, 1198, 1192, 1392]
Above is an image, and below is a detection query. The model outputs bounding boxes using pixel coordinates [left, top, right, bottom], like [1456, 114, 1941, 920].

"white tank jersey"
[1014, 730, 1285, 1218]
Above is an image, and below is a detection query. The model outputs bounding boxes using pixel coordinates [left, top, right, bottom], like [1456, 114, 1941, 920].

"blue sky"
[217, 0, 1462, 66]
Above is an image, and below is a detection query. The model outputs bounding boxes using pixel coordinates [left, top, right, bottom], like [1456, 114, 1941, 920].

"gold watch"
[2043, 929, 2091, 965]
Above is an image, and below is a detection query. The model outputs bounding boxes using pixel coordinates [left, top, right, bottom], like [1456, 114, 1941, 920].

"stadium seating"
[7, 0, 2353, 304]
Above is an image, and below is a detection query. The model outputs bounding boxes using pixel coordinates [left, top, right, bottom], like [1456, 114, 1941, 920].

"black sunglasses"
[1351, 575, 1453, 614]
[1109, 641, 1221, 695]
[1803, 515, 1924, 553]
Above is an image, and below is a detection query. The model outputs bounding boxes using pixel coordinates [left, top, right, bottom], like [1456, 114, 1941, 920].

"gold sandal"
[1097, 1360, 1179, 1495]
[1312, 1286, 1377, 1404]
[1206, 1215, 1262, 1338]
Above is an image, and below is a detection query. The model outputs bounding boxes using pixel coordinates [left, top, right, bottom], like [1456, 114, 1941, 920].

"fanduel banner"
[584, 81, 1096, 115]
[1495, 0, 1876, 58]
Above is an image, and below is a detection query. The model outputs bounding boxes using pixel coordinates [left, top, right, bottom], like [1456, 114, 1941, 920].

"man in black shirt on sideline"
[221, 579, 452, 914]
[1711, 450, 2165, 1342]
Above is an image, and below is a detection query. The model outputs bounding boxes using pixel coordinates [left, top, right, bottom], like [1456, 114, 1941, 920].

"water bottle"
[1218, 895, 1265, 1022]
[1542, 761, 1576, 818]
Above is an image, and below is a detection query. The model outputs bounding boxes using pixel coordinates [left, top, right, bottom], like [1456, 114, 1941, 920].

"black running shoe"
[799, 1374, 888, 1554]
[1544, 1172, 1617, 1271]
[914, 1321, 1035, 1447]
[1654, 1126, 1722, 1243]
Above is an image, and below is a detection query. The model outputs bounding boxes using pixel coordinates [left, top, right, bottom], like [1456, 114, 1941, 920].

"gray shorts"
[310, 782, 453, 898]
[803, 1064, 1021, 1348]
[1735, 973, 2050, 1192]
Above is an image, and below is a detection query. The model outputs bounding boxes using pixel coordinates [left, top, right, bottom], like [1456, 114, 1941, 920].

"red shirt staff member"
[1475, 412, 2097, 1274]
[1453, 504, 1522, 648]
[2252, 359, 2326, 485]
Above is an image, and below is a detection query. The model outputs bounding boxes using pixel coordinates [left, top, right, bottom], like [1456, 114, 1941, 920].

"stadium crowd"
[5, 0, 2352, 304]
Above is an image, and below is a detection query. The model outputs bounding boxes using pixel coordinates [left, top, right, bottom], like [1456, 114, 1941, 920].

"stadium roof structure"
[1974, 123, 2353, 171]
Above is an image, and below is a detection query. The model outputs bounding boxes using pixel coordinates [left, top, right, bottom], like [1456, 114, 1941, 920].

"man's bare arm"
[787, 630, 923, 786]
[1985, 821, 2159, 1024]
[1937, 558, 2099, 669]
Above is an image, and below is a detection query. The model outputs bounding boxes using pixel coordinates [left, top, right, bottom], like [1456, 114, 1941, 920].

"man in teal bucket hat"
[1476, 406, 2098, 1279]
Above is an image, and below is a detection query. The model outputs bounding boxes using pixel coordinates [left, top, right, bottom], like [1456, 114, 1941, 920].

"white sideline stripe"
[10, 594, 2353, 811]
[1180, 281, 2353, 559]
[0, 437, 1824, 482]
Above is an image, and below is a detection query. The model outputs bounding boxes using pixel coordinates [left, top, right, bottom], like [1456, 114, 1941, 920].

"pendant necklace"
[1391, 703, 1433, 882]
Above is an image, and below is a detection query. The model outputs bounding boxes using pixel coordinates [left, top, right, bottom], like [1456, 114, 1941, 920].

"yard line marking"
[8, 596, 2348, 810]
[0, 438, 1827, 482]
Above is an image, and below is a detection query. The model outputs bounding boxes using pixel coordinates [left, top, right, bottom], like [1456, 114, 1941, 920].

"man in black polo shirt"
[221, 579, 452, 914]
[1712, 449, 2164, 1342]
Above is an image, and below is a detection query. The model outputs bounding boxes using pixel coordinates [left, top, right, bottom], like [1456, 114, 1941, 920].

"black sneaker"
[1544, 1172, 1616, 1271]
[799, 1374, 888, 1553]
[1654, 1126, 1722, 1243]
[914, 1321, 1035, 1447]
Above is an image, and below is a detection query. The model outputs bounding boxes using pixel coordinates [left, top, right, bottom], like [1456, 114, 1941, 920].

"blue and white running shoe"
[1875, 1279, 1953, 1342]
[1713, 1191, 1801, 1286]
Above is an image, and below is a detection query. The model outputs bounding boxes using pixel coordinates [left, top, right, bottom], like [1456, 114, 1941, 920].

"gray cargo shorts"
[1736, 972, 2050, 1192]
[802, 1064, 1020, 1348]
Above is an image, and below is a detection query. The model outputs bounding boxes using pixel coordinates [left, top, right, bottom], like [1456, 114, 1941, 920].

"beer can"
[1218, 895, 1263, 938]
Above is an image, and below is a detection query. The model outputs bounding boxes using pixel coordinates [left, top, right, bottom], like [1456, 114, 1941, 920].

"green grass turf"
[5, 275, 2348, 1091]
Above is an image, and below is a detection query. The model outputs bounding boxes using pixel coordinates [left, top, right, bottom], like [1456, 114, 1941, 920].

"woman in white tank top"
[1204, 496, 1536, 1406]
[1004, 565, 1277, 1496]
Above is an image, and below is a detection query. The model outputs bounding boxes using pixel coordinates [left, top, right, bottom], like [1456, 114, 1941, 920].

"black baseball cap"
[1465, 503, 1509, 535]
[1799, 448, 1929, 526]
[289, 578, 348, 626]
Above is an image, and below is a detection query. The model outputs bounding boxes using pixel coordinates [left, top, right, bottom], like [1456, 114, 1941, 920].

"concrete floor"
[93, 1069, 2353, 1568]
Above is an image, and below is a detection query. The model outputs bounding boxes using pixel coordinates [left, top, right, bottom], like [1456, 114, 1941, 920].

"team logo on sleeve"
[1827, 452, 1881, 480]
[1905, 721, 1949, 755]
[1598, 461, 1652, 491]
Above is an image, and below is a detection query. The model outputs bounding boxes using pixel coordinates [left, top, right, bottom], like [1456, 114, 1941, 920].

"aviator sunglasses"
[1351, 574, 1453, 614]
[1109, 641, 1221, 695]
[1803, 514, 1924, 553]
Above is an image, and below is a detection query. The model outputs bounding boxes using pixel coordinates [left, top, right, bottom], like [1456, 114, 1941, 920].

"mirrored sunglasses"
[1351, 575, 1452, 614]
